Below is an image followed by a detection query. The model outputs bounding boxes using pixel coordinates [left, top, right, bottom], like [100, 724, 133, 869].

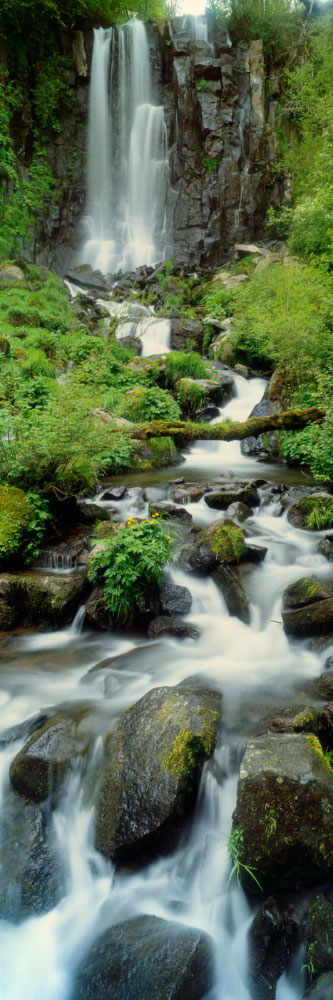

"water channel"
[0, 372, 331, 999]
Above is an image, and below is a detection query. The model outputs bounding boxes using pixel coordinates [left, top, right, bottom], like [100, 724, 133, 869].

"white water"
[183, 373, 267, 474]
[82, 22, 169, 274]
[0, 373, 330, 1000]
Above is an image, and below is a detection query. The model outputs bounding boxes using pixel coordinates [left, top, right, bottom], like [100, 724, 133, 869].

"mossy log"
[111, 406, 324, 443]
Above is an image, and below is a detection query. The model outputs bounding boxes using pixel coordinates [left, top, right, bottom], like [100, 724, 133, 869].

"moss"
[132, 436, 178, 469]
[0, 486, 35, 563]
[197, 708, 220, 754]
[306, 734, 333, 775]
[294, 709, 321, 733]
[299, 496, 333, 531]
[161, 728, 203, 783]
[210, 523, 247, 563]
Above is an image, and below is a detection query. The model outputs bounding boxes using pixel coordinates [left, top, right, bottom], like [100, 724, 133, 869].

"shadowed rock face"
[94, 684, 222, 865]
[232, 733, 333, 894]
[71, 915, 215, 1000]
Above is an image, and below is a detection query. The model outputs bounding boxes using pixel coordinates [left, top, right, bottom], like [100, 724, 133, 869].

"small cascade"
[82, 22, 169, 274]
[37, 551, 78, 573]
[183, 14, 210, 43]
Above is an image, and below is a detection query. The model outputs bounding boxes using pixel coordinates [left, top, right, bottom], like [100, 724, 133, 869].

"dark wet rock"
[318, 536, 333, 561]
[94, 685, 222, 864]
[324, 655, 333, 671]
[160, 577, 192, 616]
[304, 894, 333, 982]
[214, 565, 250, 624]
[147, 617, 200, 640]
[226, 501, 252, 522]
[248, 896, 299, 1000]
[66, 266, 110, 292]
[150, 502, 193, 523]
[170, 317, 204, 352]
[9, 714, 88, 802]
[0, 713, 49, 748]
[303, 972, 333, 999]
[194, 403, 220, 422]
[287, 494, 333, 530]
[282, 598, 333, 639]
[171, 482, 215, 504]
[0, 572, 87, 630]
[204, 482, 259, 510]
[100, 486, 128, 501]
[316, 671, 333, 700]
[232, 733, 333, 894]
[84, 581, 161, 632]
[77, 501, 114, 522]
[0, 795, 64, 920]
[283, 577, 333, 610]
[240, 392, 278, 459]
[186, 519, 248, 575]
[71, 914, 215, 1000]
[244, 544, 267, 563]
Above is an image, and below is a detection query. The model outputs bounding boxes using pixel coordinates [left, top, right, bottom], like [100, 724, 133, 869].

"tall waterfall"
[82, 22, 169, 275]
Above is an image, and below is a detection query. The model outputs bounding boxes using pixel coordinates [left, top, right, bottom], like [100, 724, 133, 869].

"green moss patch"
[210, 522, 247, 563]
[0, 485, 34, 562]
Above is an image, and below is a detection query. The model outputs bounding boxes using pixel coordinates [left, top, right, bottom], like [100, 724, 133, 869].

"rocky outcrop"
[303, 894, 333, 984]
[248, 897, 298, 1000]
[303, 972, 333, 999]
[232, 733, 333, 894]
[0, 794, 64, 920]
[0, 571, 87, 630]
[71, 915, 215, 1000]
[9, 714, 88, 802]
[204, 481, 259, 510]
[94, 684, 222, 864]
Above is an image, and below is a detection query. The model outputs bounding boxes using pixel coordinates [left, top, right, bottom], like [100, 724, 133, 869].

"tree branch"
[114, 406, 325, 442]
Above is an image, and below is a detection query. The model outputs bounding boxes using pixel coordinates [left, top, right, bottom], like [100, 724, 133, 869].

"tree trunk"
[120, 406, 324, 443]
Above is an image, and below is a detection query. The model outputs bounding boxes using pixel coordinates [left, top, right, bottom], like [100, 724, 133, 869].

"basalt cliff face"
[1, 18, 283, 272]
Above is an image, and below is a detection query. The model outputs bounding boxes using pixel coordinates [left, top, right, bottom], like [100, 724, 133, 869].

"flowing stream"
[0, 373, 331, 999]
[82, 22, 169, 274]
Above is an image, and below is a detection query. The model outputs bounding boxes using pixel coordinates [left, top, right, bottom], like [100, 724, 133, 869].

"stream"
[0, 372, 331, 1000]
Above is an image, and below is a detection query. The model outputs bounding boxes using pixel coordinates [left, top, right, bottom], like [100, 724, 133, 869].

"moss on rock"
[210, 522, 247, 563]
[0, 486, 35, 565]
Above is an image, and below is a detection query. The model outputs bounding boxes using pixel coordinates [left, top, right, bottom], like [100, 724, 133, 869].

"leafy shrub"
[0, 485, 51, 564]
[165, 351, 207, 387]
[177, 380, 208, 417]
[119, 386, 181, 423]
[88, 516, 173, 622]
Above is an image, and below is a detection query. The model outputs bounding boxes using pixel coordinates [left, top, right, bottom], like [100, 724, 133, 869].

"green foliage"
[88, 516, 173, 622]
[211, 522, 247, 562]
[32, 55, 73, 132]
[119, 386, 181, 423]
[227, 827, 263, 890]
[302, 941, 316, 982]
[0, 485, 51, 564]
[201, 153, 220, 175]
[207, 0, 303, 64]
[165, 351, 208, 387]
[177, 379, 208, 418]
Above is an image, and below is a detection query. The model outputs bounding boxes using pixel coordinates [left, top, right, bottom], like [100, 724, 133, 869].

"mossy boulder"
[232, 733, 333, 894]
[71, 915, 215, 1000]
[132, 436, 179, 469]
[0, 571, 87, 629]
[186, 519, 247, 574]
[304, 894, 333, 983]
[9, 714, 88, 802]
[176, 377, 224, 406]
[303, 972, 333, 999]
[283, 577, 333, 610]
[170, 316, 204, 351]
[204, 481, 259, 510]
[0, 485, 35, 566]
[282, 597, 333, 639]
[288, 494, 333, 531]
[94, 685, 222, 864]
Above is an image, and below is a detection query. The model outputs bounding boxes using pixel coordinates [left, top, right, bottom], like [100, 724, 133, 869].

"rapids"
[0, 370, 331, 999]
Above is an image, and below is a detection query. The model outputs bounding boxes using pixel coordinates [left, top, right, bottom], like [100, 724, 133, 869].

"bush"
[119, 386, 181, 423]
[177, 380, 208, 417]
[165, 351, 207, 387]
[0, 485, 51, 564]
[88, 516, 173, 622]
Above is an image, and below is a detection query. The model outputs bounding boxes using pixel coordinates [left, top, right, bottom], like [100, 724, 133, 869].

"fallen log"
[115, 406, 325, 442]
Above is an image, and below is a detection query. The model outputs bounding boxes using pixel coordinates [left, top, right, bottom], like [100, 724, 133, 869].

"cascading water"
[82, 22, 169, 274]
[0, 373, 330, 1000]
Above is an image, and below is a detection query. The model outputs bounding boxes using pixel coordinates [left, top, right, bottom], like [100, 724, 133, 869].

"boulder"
[0, 713, 48, 748]
[94, 685, 222, 863]
[287, 494, 333, 531]
[171, 482, 215, 503]
[71, 915, 215, 1000]
[147, 617, 200, 640]
[283, 577, 333, 609]
[100, 486, 128, 501]
[170, 317, 204, 351]
[304, 894, 333, 981]
[204, 482, 259, 510]
[214, 565, 250, 624]
[150, 502, 193, 523]
[176, 377, 224, 405]
[194, 403, 220, 422]
[225, 501, 252, 522]
[248, 897, 298, 1000]
[318, 536, 333, 561]
[0, 264, 25, 283]
[303, 972, 333, 999]
[282, 598, 333, 639]
[0, 795, 64, 920]
[186, 519, 247, 574]
[77, 501, 114, 522]
[0, 572, 87, 629]
[160, 577, 192, 616]
[9, 714, 88, 802]
[232, 733, 333, 893]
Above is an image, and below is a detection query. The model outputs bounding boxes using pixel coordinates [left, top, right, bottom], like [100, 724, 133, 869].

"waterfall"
[82, 22, 169, 275]
[183, 14, 209, 43]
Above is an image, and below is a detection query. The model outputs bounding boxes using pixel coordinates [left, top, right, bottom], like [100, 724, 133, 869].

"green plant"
[227, 827, 263, 890]
[211, 523, 247, 563]
[88, 515, 174, 623]
[196, 77, 207, 91]
[201, 153, 220, 175]
[177, 380, 208, 417]
[119, 386, 181, 423]
[264, 807, 277, 839]
[302, 941, 316, 982]
[165, 351, 207, 387]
